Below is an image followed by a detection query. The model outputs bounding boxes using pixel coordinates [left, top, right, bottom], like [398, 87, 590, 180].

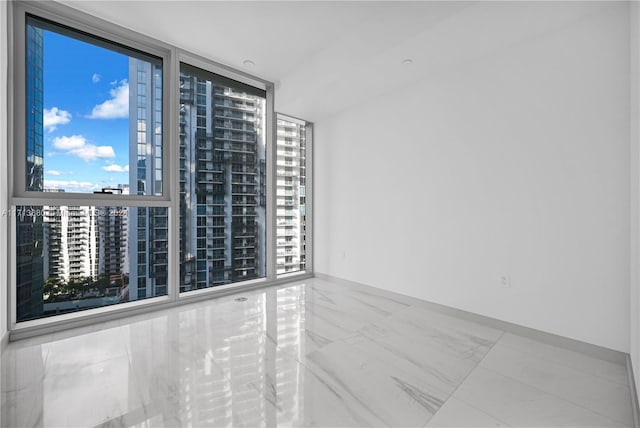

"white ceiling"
[60, 1, 614, 121]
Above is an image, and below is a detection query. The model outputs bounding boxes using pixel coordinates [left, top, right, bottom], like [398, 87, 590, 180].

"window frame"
[12, 2, 173, 205]
[176, 52, 276, 296]
[6, 1, 313, 340]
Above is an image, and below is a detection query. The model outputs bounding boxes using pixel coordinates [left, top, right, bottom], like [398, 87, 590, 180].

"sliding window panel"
[179, 63, 267, 291]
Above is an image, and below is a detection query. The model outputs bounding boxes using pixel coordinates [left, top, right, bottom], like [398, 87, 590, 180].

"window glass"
[13, 9, 312, 326]
[16, 16, 167, 322]
[179, 64, 267, 291]
[15, 205, 168, 322]
[276, 116, 307, 274]
[25, 16, 163, 195]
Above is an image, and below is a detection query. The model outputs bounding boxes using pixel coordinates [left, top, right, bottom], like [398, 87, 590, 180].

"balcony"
[197, 175, 225, 185]
[233, 220, 256, 229]
[232, 211, 257, 217]
[214, 110, 244, 120]
[210, 231, 226, 239]
[234, 229, 256, 238]
[234, 243, 255, 249]
[277, 239, 297, 247]
[213, 100, 256, 113]
[180, 89, 194, 104]
[234, 252, 255, 260]
[233, 263, 256, 271]
[231, 168, 257, 175]
[215, 134, 257, 144]
[214, 124, 256, 134]
[232, 198, 258, 206]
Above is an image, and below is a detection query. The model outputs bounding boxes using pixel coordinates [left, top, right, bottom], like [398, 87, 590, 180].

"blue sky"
[42, 28, 132, 193]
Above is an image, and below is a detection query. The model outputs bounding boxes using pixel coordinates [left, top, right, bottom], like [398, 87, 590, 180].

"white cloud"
[102, 164, 129, 173]
[89, 80, 129, 119]
[52, 135, 116, 161]
[52, 135, 86, 150]
[47, 170, 73, 176]
[43, 107, 71, 132]
[44, 179, 102, 193]
[92, 73, 101, 83]
[72, 145, 116, 161]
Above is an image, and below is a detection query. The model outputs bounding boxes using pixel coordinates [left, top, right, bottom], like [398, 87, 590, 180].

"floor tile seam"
[279, 350, 394, 427]
[289, 329, 451, 427]
[122, 343, 238, 410]
[477, 364, 631, 427]
[383, 299, 416, 318]
[344, 310, 506, 384]
[427, 395, 515, 428]
[335, 328, 468, 398]
[490, 340, 632, 389]
[404, 302, 505, 339]
[124, 345, 160, 407]
[308, 296, 406, 323]
[346, 287, 418, 309]
[1, 347, 55, 392]
[422, 330, 507, 427]
[107, 358, 157, 428]
[370, 301, 417, 326]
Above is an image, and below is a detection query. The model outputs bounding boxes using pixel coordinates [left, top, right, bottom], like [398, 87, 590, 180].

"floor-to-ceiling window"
[14, 14, 168, 322]
[8, 1, 312, 333]
[276, 115, 311, 275]
[178, 63, 267, 291]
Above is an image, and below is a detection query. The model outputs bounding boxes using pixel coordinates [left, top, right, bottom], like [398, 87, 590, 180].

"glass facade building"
[17, 23, 44, 321]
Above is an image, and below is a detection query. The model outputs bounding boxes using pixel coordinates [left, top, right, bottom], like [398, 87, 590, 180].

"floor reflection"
[5, 278, 620, 427]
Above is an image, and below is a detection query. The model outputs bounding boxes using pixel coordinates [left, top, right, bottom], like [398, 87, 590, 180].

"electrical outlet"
[500, 275, 511, 288]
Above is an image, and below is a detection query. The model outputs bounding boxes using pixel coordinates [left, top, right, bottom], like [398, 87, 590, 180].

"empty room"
[1, 1, 640, 427]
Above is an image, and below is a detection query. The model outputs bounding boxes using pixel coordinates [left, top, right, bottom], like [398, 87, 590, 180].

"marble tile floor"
[0, 277, 635, 427]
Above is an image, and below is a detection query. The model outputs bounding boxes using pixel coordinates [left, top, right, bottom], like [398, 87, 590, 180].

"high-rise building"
[97, 185, 130, 280]
[42, 190, 66, 282]
[178, 69, 266, 291]
[25, 24, 44, 193]
[39, 186, 130, 312]
[42, 203, 99, 282]
[276, 118, 307, 274]
[128, 58, 168, 299]
[17, 24, 45, 321]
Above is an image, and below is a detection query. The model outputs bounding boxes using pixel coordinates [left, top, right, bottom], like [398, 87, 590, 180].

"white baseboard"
[313, 272, 627, 365]
[315, 272, 640, 426]
[627, 356, 640, 428]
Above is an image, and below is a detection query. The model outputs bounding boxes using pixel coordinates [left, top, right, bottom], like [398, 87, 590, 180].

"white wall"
[630, 0, 640, 402]
[0, 0, 9, 341]
[315, 2, 630, 352]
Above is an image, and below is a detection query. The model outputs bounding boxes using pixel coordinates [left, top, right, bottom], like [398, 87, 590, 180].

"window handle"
[93, 187, 122, 195]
